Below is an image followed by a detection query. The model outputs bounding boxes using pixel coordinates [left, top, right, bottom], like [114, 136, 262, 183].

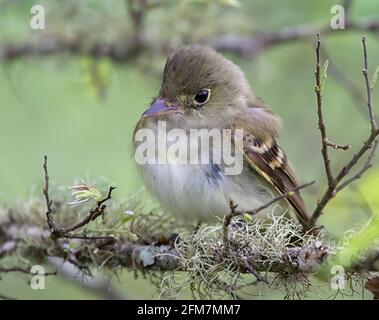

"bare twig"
[224, 181, 315, 244]
[336, 139, 378, 192]
[43, 155, 57, 233]
[234, 181, 316, 217]
[43, 156, 116, 240]
[62, 186, 116, 235]
[324, 139, 351, 151]
[310, 36, 379, 227]
[314, 34, 335, 188]
[361, 36, 378, 133]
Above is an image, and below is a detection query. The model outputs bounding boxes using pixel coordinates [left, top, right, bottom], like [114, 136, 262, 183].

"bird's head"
[139, 44, 254, 130]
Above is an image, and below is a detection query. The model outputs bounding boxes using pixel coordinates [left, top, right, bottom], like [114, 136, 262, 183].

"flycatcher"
[134, 44, 309, 228]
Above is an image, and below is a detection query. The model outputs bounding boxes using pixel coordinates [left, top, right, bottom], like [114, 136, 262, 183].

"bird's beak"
[142, 99, 182, 118]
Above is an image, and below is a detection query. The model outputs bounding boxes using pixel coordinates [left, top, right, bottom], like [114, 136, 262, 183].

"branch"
[2, 210, 378, 278]
[0, 35, 140, 64]
[309, 36, 379, 227]
[43, 155, 56, 233]
[234, 181, 316, 218]
[0, 216, 329, 274]
[224, 181, 316, 246]
[324, 139, 351, 151]
[209, 19, 379, 58]
[362, 36, 378, 133]
[314, 33, 336, 188]
[336, 139, 378, 192]
[43, 156, 116, 239]
[1, 17, 379, 63]
[62, 186, 116, 235]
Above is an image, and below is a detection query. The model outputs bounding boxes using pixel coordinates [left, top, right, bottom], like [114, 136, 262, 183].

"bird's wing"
[239, 133, 310, 228]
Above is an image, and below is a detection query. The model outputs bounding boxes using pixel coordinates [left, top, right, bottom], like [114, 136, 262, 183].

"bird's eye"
[193, 89, 211, 106]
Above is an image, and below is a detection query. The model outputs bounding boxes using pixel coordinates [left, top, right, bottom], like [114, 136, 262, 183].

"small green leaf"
[321, 60, 329, 91]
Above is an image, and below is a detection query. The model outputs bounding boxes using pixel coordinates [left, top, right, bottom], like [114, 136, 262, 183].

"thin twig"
[336, 140, 378, 192]
[43, 156, 116, 240]
[310, 36, 379, 227]
[235, 181, 316, 217]
[62, 186, 116, 234]
[315, 33, 335, 188]
[224, 181, 315, 245]
[43, 155, 57, 233]
[362, 36, 378, 133]
[324, 139, 351, 151]
[223, 200, 239, 246]
[60, 234, 116, 240]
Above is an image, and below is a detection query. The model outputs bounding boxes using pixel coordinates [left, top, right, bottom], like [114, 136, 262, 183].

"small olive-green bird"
[134, 44, 309, 228]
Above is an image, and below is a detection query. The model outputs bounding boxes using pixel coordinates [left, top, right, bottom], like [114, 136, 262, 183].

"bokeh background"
[0, 0, 378, 299]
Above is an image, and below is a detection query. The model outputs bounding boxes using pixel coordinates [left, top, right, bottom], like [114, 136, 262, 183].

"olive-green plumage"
[134, 44, 310, 228]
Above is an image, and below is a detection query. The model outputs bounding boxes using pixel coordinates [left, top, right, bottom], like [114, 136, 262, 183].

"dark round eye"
[193, 89, 211, 106]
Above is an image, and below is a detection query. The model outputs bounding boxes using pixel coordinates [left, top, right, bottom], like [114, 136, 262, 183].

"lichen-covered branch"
[1, 200, 378, 299]
[0, 205, 330, 272]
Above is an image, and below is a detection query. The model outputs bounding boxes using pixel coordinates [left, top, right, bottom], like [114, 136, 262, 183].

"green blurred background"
[0, 0, 378, 299]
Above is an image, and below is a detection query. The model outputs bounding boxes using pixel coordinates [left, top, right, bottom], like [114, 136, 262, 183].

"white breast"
[138, 161, 275, 223]
[134, 120, 276, 223]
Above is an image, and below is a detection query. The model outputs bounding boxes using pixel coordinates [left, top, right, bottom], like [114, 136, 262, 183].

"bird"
[133, 44, 309, 229]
